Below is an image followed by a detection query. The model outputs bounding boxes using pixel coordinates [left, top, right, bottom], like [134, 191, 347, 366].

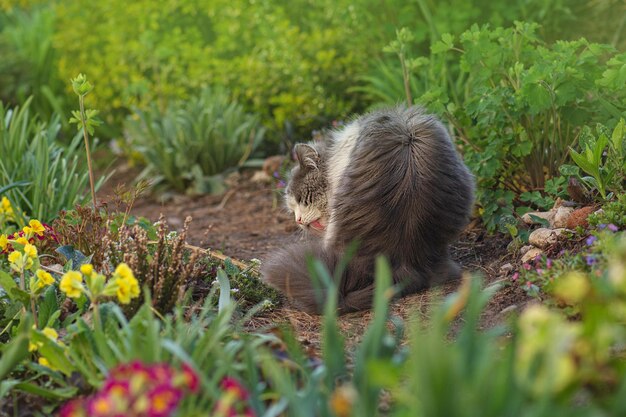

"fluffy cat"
[262, 106, 475, 314]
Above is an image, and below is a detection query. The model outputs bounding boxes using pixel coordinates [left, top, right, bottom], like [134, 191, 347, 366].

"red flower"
[180, 362, 200, 393]
[146, 385, 182, 417]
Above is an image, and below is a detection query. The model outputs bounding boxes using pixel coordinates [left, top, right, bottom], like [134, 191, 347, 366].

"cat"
[262, 106, 475, 314]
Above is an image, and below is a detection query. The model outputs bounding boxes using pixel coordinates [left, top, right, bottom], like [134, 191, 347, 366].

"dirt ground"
[100, 163, 531, 348]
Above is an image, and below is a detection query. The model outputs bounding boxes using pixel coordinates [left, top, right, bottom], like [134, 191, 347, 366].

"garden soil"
[100, 164, 531, 352]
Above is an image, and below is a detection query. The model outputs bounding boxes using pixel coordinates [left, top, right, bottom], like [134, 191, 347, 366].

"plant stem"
[79, 95, 97, 211]
[92, 301, 102, 331]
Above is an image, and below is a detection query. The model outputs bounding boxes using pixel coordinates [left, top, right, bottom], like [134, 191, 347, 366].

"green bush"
[52, 0, 384, 141]
[0, 6, 67, 126]
[124, 88, 265, 193]
[0, 99, 95, 225]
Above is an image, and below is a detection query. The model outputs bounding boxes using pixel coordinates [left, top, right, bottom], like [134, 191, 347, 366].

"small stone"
[553, 206, 574, 228]
[521, 247, 543, 263]
[499, 263, 514, 275]
[528, 228, 559, 249]
[251, 170, 271, 183]
[520, 245, 534, 255]
[500, 305, 518, 315]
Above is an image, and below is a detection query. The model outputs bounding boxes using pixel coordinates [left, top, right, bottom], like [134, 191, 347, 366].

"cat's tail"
[262, 242, 458, 314]
[261, 241, 376, 314]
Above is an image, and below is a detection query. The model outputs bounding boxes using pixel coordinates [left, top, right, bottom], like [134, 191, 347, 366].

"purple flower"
[598, 224, 607, 230]
[586, 235, 597, 246]
[278, 180, 286, 188]
[272, 171, 280, 179]
[546, 258, 553, 269]
[585, 255, 597, 266]
[607, 223, 619, 232]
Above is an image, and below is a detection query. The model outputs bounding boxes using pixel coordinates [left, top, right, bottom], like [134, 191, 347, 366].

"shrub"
[0, 99, 96, 225]
[124, 88, 265, 193]
[0, 6, 68, 125]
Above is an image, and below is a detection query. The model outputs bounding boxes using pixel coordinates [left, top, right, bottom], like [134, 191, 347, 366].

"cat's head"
[285, 143, 328, 236]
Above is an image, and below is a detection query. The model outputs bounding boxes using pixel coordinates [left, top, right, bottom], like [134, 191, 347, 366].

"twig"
[209, 189, 237, 212]
[184, 243, 251, 271]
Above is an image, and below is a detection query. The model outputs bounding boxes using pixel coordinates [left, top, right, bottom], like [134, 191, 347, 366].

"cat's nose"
[296, 216, 303, 224]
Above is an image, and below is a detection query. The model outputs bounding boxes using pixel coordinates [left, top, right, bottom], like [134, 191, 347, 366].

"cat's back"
[326, 106, 474, 257]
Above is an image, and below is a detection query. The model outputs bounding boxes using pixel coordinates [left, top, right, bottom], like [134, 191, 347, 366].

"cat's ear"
[294, 144, 320, 170]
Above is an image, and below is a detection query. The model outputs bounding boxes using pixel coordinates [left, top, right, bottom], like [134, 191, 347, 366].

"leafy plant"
[69, 74, 102, 209]
[0, 99, 99, 225]
[124, 88, 265, 194]
[570, 118, 626, 199]
[0, 6, 68, 124]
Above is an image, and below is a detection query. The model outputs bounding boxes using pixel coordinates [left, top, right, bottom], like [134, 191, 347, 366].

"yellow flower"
[7, 250, 20, 264]
[552, 272, 590, 305]
[0, 234, 7, 250]
[60, 271, 84, 298]
[0, 196, 13, 215]
[42, 327, 59, 341]
[34, 269, 55, 290]
[29, 327, 59, 352]
[113, 263, 140, 304]
[80, 263, 94, 276]
[114, 263, 134, 281]
[27, 220, 45, 236]
[15, 236, 28, 245]
[38, 357, 58, 371]
[23, 244, 37, 259]
[330, 384, 357, 417]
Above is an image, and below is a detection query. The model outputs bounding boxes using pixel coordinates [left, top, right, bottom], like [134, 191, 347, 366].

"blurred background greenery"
[0, 0, 624, 224]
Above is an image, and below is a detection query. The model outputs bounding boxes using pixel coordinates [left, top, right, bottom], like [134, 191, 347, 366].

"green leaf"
[0, 271, 18, 300]
[610, 118, 625, 154]
[55, 245, 90, 269]
[216, 268, 232, 313]
[0, 314, 32, 381]
[31, 330, 76, 376]
[38, 286, 60, 329]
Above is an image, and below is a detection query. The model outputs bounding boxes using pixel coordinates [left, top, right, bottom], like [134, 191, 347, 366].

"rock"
[528, 227, 566, 249]
[566, 206, 596, 229]
[520, 245, 534, 255]
[521, 247, 543, 263]
[553, 206, 574, 228]
[522, 210, 555, 226]
[262, 155, 286, 177]
[251, 170, 271, 183]
[499, 263, 514, 275]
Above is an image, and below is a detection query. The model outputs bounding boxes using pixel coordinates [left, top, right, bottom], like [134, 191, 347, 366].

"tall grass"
[0, 99, 96, 224]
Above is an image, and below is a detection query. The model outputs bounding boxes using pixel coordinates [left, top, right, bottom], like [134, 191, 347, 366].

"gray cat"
[262, 106, 475, 314]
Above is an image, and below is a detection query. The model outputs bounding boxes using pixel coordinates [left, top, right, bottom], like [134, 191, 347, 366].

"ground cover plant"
[0, 0, 625, 415]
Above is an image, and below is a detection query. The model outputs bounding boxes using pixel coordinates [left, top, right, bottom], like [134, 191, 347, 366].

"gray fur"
[262, 106, 475, 314]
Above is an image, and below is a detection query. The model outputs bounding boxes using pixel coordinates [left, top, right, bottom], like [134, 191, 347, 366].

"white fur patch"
[324, 120, 361, 247]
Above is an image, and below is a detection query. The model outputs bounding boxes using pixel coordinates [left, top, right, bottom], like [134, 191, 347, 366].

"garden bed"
[101, 165, 530, 351]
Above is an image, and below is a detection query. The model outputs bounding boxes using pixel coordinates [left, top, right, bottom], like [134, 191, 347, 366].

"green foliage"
[124, 88, 265, 193]
[570, 118, 626, 200]
[0, 99, 97, 225]
[51, 0, 394, 141]
[589, 194, 626, 229]
[0, 6, 68, 125]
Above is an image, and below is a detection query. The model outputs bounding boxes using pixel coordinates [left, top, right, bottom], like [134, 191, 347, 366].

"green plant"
[0, 99, 99, 225]
[69, 74, 102, 209]
[0, 6, 68, 124]
[125, 87, 265, 193]
[570, 118, 626, 200]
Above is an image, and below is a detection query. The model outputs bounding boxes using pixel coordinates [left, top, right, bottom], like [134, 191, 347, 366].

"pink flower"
[59, 398, 87, 417]
[180, 362, 200, 393]
[146, 385, 182, 417]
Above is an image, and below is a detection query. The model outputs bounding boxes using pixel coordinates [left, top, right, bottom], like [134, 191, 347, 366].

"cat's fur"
[262, 106, 475, 314]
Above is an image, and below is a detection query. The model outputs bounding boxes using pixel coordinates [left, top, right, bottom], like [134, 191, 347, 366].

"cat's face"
[285, 144, 328, 236]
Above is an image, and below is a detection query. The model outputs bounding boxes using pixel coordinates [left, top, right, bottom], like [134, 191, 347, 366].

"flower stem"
[79, 95, 97, 211]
